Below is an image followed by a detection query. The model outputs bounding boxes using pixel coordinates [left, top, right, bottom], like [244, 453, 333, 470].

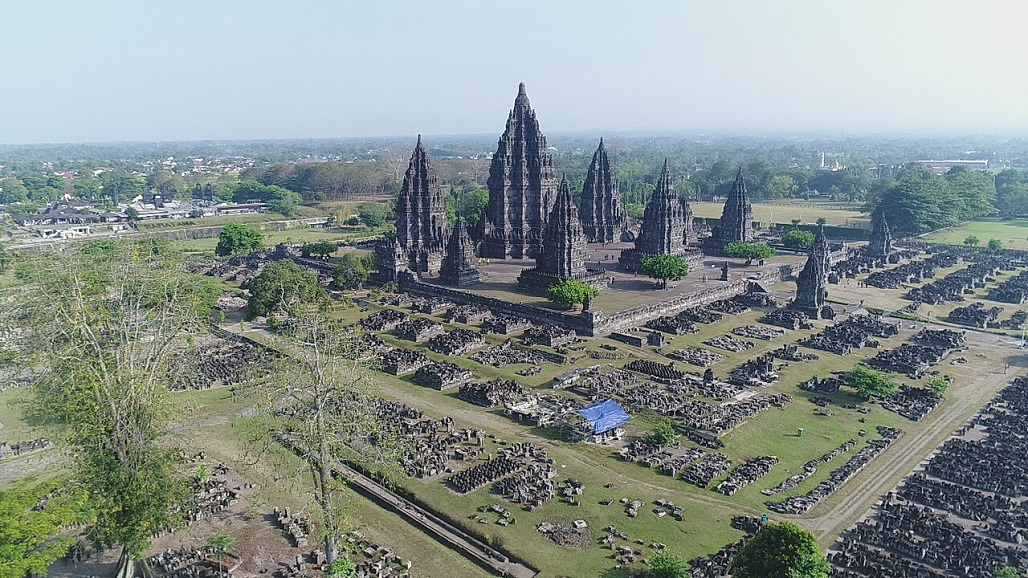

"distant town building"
[916, 159, 989, 175]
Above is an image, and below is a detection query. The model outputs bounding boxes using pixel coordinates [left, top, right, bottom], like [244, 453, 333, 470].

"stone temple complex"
[379, 135, 447, 280]
[867, 210, 893, 260]
[518, 175, 602, 293]
[579, 139, 629, 243]
[619, 160, 699, 272]
[480, 83, 557, 259]
[439, 216, 480, 287]
[791, 225, 834, 319]
[706, 169, 753, 254]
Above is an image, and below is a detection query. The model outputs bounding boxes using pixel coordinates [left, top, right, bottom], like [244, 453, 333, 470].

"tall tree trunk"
[114, 548, 135, 578]
[317, 414, 340, 564]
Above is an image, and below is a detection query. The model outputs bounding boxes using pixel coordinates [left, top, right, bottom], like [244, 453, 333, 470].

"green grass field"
[924, 219, 1028, 251]
[690, 201, 868, 228]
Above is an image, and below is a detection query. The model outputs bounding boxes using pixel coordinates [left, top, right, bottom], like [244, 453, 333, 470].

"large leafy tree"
[215, 223, 264, 256]
[225, 181, 302, 216]
[6, 239, 216, 578]
[0, 480, 93, 578]
[332, 252, 374, 290]
[641, 254, 689, 289]
[944, 166, 995, 218]
[356, 202, 392, 228]
[874, 164, 975, 235]
[248, 260, 327, 318]
[732, 521, 829, 578]
[843, 364, 899, 399]
[546, 279, 599, 308]
[995, 169, 1028, 217]
[302, 241, 339, 259]
[725, 242, 775, 265]
[782, 229, 814, 251]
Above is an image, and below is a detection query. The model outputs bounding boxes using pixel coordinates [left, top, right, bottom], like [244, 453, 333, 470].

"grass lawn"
[924, 219, 1028, 251]
[690, 201, 868, 228]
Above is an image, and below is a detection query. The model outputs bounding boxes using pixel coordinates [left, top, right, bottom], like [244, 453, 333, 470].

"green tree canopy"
[925, 375, 950, 396]
[332, 252, 374, 290]
[546, 279, 599, 308]
[782, 229, 815, 251]
[843, 364, 899, 399]
[249, 260, 327, 318]
[357, 202, 392, 228]
[650, 419, 678, 447]
[725, 242, 775, 264]
[7, 240, 215, 576]
[732, 521, 829, 578]
[641, 254, 689, 289]
[874, 164, 991, 236]
[964, 235, 980, 247]
[215, 224, 264, 257]
[302, 241, 338, 259]
[0, 480, 94, 578]
[226, 181, 302, 216]
[988, 238, 1003, 251]
[459, 188, 490, 226]
[648, 550, 688, 578]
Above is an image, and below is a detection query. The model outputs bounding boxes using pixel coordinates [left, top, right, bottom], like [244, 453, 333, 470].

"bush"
[650, 420, 678, 447]
[546, 279, 599, 308]
[782, 229, 814, 250]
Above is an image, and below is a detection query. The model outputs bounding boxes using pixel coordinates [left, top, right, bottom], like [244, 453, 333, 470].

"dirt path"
[797, 330, 1025, 543]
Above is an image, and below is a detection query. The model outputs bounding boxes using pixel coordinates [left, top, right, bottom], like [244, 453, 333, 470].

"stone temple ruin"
[438, 216, 480, 287]
[705, 169, 753, 255]
[377, 135, 447, 280]
[579, 138, 630, 243]
[790, 225, 835, 320]
[480, 83, 557, 259]
[518, 175, 604, 292]
[619, 160, 700, 272]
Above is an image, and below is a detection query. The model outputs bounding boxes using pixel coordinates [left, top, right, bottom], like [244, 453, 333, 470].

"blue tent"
[578, 399, 630, 435]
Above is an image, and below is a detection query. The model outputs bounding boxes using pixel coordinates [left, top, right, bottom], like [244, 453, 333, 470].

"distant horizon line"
[3, 129, 1027, 148]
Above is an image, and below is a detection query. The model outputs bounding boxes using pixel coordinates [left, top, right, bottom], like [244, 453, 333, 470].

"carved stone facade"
[518, 175, 602, 292]
[868, 210, 893, 259]
[480, 83, 557, 259]
[579, 139, 629, 243]
[706, 169, 753, 254]
[394, 135, 447, 274]
[439, 216, 480, 287]
[619, 160, 700, 271]
[791, 225, 834, 319]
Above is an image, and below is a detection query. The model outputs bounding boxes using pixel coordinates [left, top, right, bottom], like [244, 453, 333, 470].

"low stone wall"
[402, 261, 804, 337]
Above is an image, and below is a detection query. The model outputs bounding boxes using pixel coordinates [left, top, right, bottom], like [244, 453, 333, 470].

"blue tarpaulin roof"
[578, 399, 630, 435]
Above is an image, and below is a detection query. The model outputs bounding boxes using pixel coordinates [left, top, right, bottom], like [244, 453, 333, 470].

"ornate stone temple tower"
[439, 216, 480, 287]
[867, 210, 893, 260]
[377, 135, 447, 281]
[619, 160, 699, 271]
[706, 169, 754, 254]
[791, 225, 834, 319]
[480, 83, 557, 259]
[579, 139, 628, 243]
[518, 175, 600, 292]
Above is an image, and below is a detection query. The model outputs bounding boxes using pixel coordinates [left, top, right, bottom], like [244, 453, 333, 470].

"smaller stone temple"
[619, 160, 700, 272]
[579, 139, 630, 243]
[706, 169, 754, 255]
[518, 175, 603, 293]
[867, 210, 893, 261]
[791, 225, 834, 319]
[378, 135, 447, 280]
[439, 216, 480, 287]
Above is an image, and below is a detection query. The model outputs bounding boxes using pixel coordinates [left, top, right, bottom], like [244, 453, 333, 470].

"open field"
[924, 218, 1028, 251]
[5, 240, 1024, 577]
[690, 201, 868, 228]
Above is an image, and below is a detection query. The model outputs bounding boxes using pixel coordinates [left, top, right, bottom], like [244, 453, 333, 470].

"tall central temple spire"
[481, 82, 558, 259]
[580, 138, 628, 243]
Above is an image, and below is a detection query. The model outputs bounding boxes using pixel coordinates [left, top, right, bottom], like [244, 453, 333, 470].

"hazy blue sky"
[2, 0, 1026, 144]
